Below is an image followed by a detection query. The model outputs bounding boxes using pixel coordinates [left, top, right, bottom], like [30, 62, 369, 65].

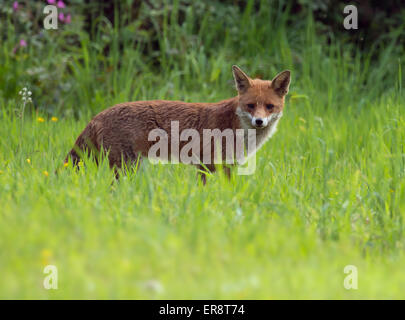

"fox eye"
[247, 103, 255, 109]
[266, 104, 275, 110]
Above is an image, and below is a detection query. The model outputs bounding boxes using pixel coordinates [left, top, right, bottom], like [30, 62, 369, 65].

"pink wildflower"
[57, 0, 66, 8]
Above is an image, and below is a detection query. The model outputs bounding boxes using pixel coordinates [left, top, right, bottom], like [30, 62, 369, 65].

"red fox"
[65, 66, 291, 183]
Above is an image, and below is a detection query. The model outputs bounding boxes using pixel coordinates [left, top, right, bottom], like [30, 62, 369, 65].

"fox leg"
[196, 164, 216, 185]
[198, 170, 207, 185]
[223, 165, 231, 180]
[64, 148, 80, 167]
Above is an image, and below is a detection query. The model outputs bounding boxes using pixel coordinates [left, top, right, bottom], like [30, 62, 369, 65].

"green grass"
[1, 0, 405, 299]
[1, 88, 404, 299]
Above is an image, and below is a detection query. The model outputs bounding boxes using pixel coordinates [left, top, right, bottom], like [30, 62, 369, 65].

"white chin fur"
[235, 108, 283, 155]
[236, 107, 283, 129]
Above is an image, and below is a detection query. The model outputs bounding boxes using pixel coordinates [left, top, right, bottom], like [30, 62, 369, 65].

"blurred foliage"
[0, 0, 404, 116]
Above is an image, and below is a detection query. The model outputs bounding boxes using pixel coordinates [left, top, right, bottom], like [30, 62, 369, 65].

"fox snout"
[251, 113, 282, 128]
[251, 115, 271, 128]
[252, 117, 266, 128]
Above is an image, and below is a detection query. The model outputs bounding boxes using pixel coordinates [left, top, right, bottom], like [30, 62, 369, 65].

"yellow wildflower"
[41, 249, 52, 258]
[51, 116, 58, 122]
[37, 117, 45, 123]
[64, 162, 69, 168]
[43, 171, 49, 177]
[26, 158, 31, 164]
[41, 249, 53, 266]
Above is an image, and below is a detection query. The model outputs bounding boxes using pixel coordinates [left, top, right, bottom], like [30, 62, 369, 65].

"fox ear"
[232, 65, 251, 93]
[271, 70, 291, 96]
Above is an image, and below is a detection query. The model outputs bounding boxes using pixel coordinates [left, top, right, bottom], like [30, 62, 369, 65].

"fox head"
[232, 65, 291, 129]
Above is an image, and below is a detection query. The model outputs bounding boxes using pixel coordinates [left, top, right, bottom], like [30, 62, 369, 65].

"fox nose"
[255, 118, 263, 126]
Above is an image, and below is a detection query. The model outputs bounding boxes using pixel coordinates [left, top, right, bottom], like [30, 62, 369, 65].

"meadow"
[0, 0, 404, 299]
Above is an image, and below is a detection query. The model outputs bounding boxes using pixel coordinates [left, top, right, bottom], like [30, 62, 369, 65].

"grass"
[1, 0, 405, 299]
[1, 88, 404, 299]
